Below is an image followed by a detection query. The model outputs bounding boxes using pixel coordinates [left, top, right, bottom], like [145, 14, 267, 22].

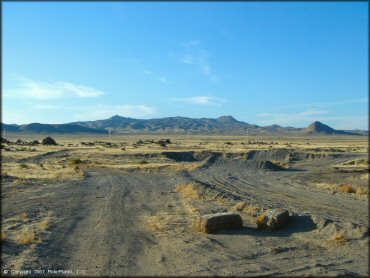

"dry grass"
[14, 228, 36, 245]
[20, 212, 29, 221]
[244, 205, 260, 216]
[3, 162, 86, 182]
[316, 183, 368, 195]
[360, 173, 368, 181]
[338, 184, 356, 194]
[176, 183, 204, 199]
[145, 215, 168, 232]
[1, 231, 7, 242]
[257, 214, 267, 229]
[231, 202, 248, 212]
[272, 160, 290, 169]
[84, 162, 201, 172]
[355, 187, 369, 195]
[342, 158, 369, 167]
[38, 218, 51, 231]
[331, 232, 347, 245]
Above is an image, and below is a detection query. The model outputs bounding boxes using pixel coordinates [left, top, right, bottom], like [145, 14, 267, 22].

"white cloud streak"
[182, 52, 211, 76]
[262, 98, 368, 112]
[180, 41, 217, 81]
[33, 104, 62, 110]
[7, 78, 104, 99]
[170, 96, 226, 106]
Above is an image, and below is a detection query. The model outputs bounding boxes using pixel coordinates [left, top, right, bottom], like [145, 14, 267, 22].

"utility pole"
[108, 129, 111, 141]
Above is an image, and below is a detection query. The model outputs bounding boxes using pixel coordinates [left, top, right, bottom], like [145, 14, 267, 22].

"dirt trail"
[1, 152, 368, 276]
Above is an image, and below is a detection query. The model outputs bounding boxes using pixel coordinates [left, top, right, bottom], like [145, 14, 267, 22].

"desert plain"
[1, 133, 369, 276]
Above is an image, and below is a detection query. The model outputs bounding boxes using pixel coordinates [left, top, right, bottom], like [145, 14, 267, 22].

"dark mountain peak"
[266, 124, 282, 129]
[304, 121, 336, 134]
[109, 115, 125, 120]
[311, 121, 325, 127]
[217, 115, 238, 123]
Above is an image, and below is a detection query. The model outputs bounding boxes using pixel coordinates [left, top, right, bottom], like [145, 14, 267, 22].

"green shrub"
[69, 158, 82, 165]
[19, 164, 29, 169]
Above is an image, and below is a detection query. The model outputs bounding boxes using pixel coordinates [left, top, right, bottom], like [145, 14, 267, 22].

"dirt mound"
[288, 152, 341, 161]
[246, 149, 344, 163]
[246, 149, 291, 162]
[253, 160, 286, 171]
[162, 151, 222, 162]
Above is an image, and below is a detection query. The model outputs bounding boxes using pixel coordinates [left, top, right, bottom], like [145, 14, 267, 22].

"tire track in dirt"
[191, 157, 367, 226]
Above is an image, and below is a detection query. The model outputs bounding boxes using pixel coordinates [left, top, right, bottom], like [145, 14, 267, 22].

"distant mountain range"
[1, 115, 367, 136]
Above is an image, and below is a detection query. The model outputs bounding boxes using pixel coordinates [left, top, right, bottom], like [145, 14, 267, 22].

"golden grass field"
[2, 133, 368, 182]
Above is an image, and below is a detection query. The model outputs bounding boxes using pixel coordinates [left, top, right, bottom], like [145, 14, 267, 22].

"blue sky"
[3, 2, 368, 129]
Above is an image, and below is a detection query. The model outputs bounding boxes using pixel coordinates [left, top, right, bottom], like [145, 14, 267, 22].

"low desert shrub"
[39, 218, 50, 231]
[256, 214, 267, 229]
[356, 187, 369, 195]
[14, 228, 36, 245]
[339, 184, 356, 194]
[176, 183, 203, 199]
[19, 163, 29, 169]
[69, 158, 82, 165]
[331, 232, 346, 245]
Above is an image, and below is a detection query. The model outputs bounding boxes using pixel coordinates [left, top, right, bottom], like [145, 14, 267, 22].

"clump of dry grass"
[176, 183, 204, 199]
[231, 202, 247, 212]
[69, 158, 82, 166]
[331, 232, 347, 245]
[244, 205, 260, 216]
[20, 212, 29, 221]
[14, 228, 36, 245]
[316, 183, 368, 195]
[256, 214, 267, 229]
[1, 231, 7, 242]
[272, 160, 290, 169]
[4, 162, 86, 181]
[360, 173, 368, 181]
[355, 186, 369, 195]
[38, 218, 51, 231]
[145, 215, 168, 232]
[229, 202, 260, 216]
[338, 184, 356, 194]
[342, 158, 369, 167]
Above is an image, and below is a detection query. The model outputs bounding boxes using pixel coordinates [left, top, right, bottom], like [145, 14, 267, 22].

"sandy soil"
[1, 137, 369, 276]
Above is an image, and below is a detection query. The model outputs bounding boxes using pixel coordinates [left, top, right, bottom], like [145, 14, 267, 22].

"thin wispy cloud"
[180, 40, 200, 48]
[182, 52, 211, 76]
[262, 98, 368, 112]
[6, 77, 104, 99]
[180, 40, 217, 82]
[142, 68, 167, 84]
[73, 104, 156, 120]
[33, 104, 62, 110]
[170, 96, 225, 106]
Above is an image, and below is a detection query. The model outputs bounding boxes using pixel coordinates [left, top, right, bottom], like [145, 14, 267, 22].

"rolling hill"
[301, 121, 359, 135]
[1, 116, 366, 135]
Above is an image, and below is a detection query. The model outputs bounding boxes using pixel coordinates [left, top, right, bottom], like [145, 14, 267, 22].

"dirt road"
[2, 153, 368, 276]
